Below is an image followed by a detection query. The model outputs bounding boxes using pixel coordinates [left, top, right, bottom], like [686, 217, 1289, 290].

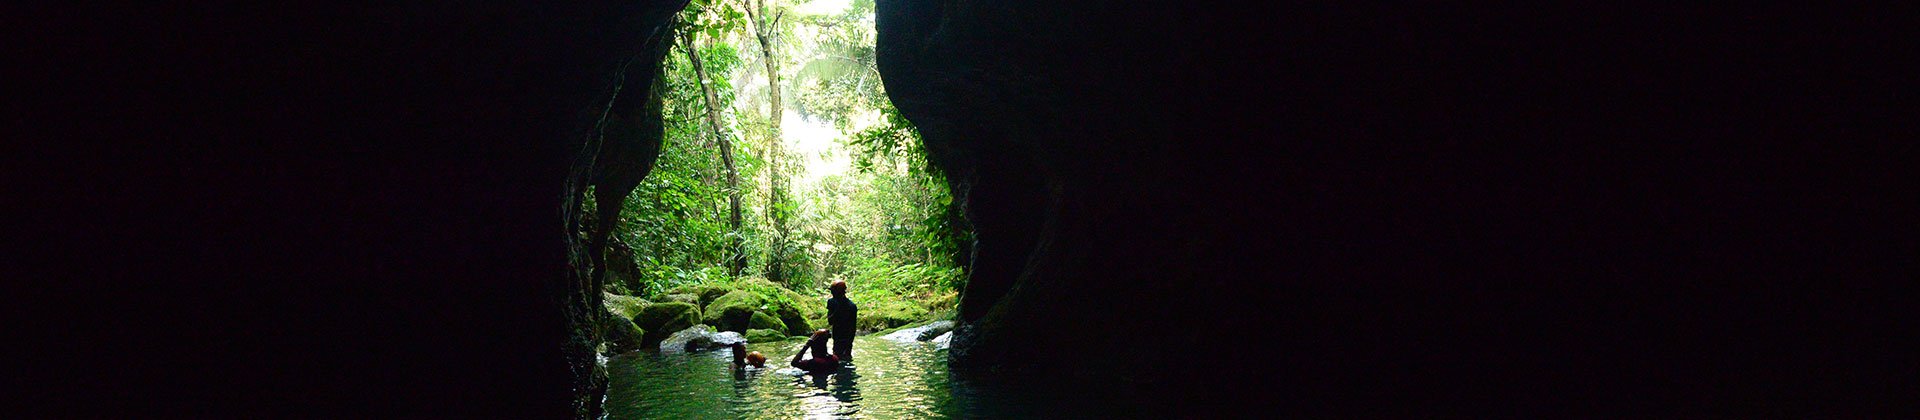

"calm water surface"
[606, 334, 1124, 419]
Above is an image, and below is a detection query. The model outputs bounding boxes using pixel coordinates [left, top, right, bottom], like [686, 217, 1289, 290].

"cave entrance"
[587, 0, 970, 416]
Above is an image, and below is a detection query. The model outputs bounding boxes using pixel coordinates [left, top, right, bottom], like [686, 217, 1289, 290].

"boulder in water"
[660, 324, 746, 353]
[603, 310, 646, 355]
[689, 331, 745, 352]
[916, 320, 955, 341]
[881, 320, 954, 344]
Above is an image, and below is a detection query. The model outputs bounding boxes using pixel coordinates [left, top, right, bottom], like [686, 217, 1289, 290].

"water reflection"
[830, 365, 860, 403]
[607, 335, 1126, 419]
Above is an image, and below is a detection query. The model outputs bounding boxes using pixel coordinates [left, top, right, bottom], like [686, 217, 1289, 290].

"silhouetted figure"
[789, 330, 839, 375]
[827, 280, 857, 360]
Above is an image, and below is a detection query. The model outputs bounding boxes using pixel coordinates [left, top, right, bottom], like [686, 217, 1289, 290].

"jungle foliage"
[594, 0, 966, 317]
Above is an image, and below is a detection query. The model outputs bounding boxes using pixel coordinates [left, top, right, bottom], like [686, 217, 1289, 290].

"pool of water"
[605, 333, 1130, 419]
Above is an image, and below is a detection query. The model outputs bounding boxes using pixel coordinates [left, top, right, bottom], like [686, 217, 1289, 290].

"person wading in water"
[730, 342, 766, 369]
[789, 330, 840, 375]
[827, 280, 857, 360]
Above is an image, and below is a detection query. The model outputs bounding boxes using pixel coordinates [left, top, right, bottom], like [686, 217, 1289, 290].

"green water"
[606, 334, 1123, 419]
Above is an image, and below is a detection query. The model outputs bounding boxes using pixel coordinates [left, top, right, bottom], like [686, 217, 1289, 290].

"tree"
[742, 0, 797, 283]
[677, 1, 751, 278]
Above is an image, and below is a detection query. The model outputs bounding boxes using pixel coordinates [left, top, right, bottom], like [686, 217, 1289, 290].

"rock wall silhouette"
[9, 1, 1912, 417]
[875, 1, 1914, 415]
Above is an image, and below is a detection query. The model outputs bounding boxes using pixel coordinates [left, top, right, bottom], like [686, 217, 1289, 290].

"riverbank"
[602, 277, 955, 353]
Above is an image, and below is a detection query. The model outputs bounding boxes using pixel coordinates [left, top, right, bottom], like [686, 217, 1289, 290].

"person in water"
[789, 330, 840, 374]
[827, 280, 857, 360]
[730, 342, 766, 369]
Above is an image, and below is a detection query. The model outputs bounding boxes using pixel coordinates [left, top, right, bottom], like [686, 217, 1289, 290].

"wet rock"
[881, 320, 954, 344]
[916, 320, 955, 341]
[660, 325, 744, 353]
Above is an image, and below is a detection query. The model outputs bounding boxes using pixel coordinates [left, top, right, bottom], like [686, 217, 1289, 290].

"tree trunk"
[749, 4, 792, 283]
[684, 34, 748, 278]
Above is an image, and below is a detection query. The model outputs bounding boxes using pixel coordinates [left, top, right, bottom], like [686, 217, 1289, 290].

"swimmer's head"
[746, 351, 766, 368]
[809, 329, 831, 356]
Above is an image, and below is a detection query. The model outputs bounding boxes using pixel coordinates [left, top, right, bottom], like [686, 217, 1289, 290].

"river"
[605, 331, 1132, 418]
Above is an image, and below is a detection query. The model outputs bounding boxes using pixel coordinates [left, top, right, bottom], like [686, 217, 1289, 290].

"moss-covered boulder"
[743, 328, 788, 343]
[632, 302, 700, 346]
[665, 284, 736, 307]
[925, 292, 959, 313]
[670, 278, 828, 335]
[737, 278, 824, 336]
[602, 310, 646, 355]
[702, 290, 763, 333]
[659, 293, 699, 306]
[857, 299, 930, 332]
[773, 305, 813, 337]
[748, 310, 786, 332]
[603, 292, 650, 321]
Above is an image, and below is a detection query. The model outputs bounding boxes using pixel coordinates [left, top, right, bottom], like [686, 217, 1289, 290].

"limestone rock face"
[876, 0, 1258, 388]
[871, 1, 1918, 414]
[18, 0, 1898, 415]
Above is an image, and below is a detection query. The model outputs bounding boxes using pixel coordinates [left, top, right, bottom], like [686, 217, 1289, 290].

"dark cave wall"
[562, 1, 685, 416]
[9, 1, 1911, 416]
[12, 1, 687, 416]
[877, 1, 1914, 413]
[877, 0, 1268, 389]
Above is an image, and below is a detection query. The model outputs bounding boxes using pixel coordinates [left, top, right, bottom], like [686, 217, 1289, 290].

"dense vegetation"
[589, 0, 966, 345]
